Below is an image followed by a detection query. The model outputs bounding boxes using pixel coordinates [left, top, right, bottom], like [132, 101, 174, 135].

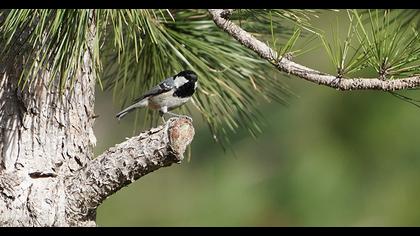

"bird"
[116, 70, 198, 121]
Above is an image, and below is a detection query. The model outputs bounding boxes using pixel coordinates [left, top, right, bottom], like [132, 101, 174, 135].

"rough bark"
[208, 9, 420, 91]
[65, 117, 194, 225]
[0, 20, 97, 226]
[0, 11, 195, 226]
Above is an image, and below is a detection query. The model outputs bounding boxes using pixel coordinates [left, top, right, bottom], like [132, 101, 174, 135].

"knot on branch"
[167, 117, 195, 160]
[220, 9, 234, 19]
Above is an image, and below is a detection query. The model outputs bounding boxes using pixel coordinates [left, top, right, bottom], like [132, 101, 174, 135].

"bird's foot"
[164, 112, 193, 122]
[178, 115, 193, 122]
[159, 111, 167, 123]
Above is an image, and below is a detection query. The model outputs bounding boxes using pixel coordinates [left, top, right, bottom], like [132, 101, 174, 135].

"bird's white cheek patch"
[174, 76, 189, 87]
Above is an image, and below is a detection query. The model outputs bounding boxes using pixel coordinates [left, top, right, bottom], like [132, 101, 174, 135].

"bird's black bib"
[173, 82, 196, 98]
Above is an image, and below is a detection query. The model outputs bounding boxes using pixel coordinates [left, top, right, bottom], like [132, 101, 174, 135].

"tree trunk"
[0, 12, 194, 226]
[0, 22, 97, 225]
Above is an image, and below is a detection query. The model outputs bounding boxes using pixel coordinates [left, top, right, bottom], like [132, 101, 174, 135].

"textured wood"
[0, 23, 96, 226]
[0, 11, 195, 226]
[0, 43, 194, 226]
[208, 9, 420, 91]
[65, 117, 194, 226]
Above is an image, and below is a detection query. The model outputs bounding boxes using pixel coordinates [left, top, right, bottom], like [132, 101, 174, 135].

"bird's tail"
[116, 99, 148, 120]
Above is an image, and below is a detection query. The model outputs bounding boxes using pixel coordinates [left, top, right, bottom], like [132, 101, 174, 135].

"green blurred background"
[93, 10, 420, 226]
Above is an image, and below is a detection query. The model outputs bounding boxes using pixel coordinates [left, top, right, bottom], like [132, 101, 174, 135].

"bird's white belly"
[148, 91, 190, 111]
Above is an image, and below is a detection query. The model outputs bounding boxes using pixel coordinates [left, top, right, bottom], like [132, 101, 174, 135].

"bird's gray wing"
[133, 77, 175, 103]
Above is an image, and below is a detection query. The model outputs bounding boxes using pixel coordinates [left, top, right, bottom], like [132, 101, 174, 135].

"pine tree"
[0, 9, 419, 226]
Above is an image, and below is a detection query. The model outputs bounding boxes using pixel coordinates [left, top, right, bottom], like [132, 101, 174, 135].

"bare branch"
[208, 9, 420, 91]
[65, 117, 195, 222]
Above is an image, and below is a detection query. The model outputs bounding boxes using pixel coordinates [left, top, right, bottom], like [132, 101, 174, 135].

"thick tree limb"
[208, 9, 420, 91]
[65, 117, 194, 223]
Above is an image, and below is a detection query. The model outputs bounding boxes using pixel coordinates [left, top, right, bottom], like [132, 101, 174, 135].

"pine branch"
[208, 9, 420, 91]
[65, 117, 194, 221]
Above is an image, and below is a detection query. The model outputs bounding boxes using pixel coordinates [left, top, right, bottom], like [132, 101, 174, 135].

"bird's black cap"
[177, 70, 198, 82]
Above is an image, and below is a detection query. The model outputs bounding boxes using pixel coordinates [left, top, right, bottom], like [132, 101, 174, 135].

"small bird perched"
[116, 70, 198, 120]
